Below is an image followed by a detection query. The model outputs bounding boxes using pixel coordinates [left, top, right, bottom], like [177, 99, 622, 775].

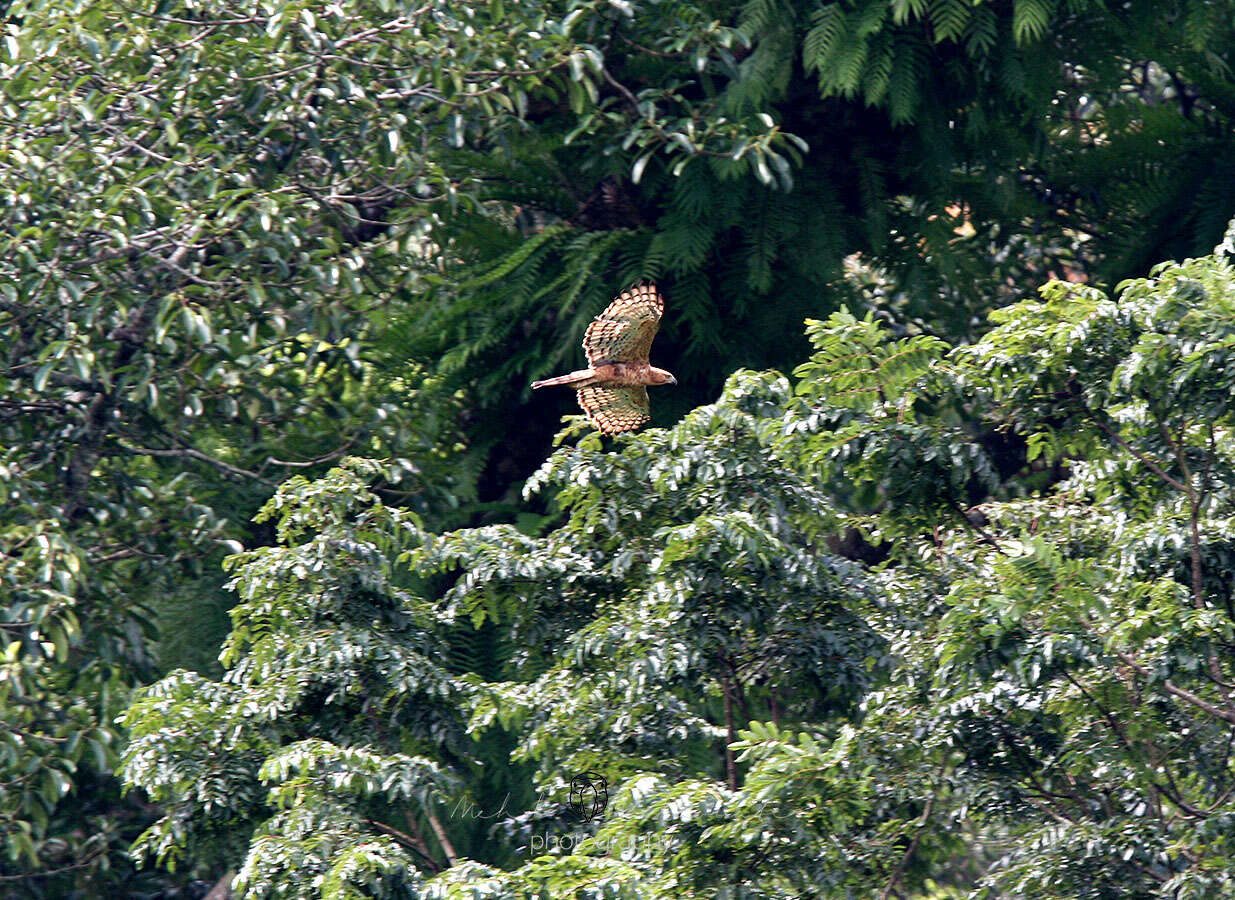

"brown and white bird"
[532, 282, 676, 434]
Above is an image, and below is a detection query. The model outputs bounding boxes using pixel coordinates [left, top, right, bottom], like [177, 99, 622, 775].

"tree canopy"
[4, 0, 1235, 896]
[123, 238, 1235, 897]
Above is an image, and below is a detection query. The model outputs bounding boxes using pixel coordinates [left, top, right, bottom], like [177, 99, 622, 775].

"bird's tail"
[531, 369, 594, 390]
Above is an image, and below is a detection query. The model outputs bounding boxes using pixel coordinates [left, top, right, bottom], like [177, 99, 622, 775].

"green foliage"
[7, 0, 1235, 895]
[122, 374, 886, 897]
[0, 0, 555, 887]
[399, 0, 1235, 489]
[122, 238, 1235, 898]
[121, 460, 463, 895]
[427, 368, 885, 780]
[762, 240, 1235, 897]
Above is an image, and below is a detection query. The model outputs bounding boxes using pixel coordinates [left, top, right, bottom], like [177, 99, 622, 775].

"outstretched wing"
[576, 385, 650, 434]
[582, 283, 663, 366]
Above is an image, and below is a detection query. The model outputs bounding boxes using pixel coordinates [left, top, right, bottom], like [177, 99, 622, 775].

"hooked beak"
[669, 374, 678, 386]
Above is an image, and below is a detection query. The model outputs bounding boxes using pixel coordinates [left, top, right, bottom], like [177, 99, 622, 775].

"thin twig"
[119, 443, 274, 485]
[879, 764, 944, 900]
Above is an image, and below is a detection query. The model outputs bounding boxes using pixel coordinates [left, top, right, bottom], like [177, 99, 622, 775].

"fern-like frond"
[1012, 0, 1055, 44]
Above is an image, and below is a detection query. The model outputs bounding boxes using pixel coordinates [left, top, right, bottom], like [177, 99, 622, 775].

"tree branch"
[1115, 650, 1235, 725]
[425, 809, 458, 867]
[878, 765, 944, 900]
[369, 819, 441, 873]
[118, 443, 275, 485]
[61, 223, 205, 520]
[1088, 415, 1188, 493]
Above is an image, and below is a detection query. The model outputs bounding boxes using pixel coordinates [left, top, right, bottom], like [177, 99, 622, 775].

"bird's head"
[649, 367, 677, 386]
